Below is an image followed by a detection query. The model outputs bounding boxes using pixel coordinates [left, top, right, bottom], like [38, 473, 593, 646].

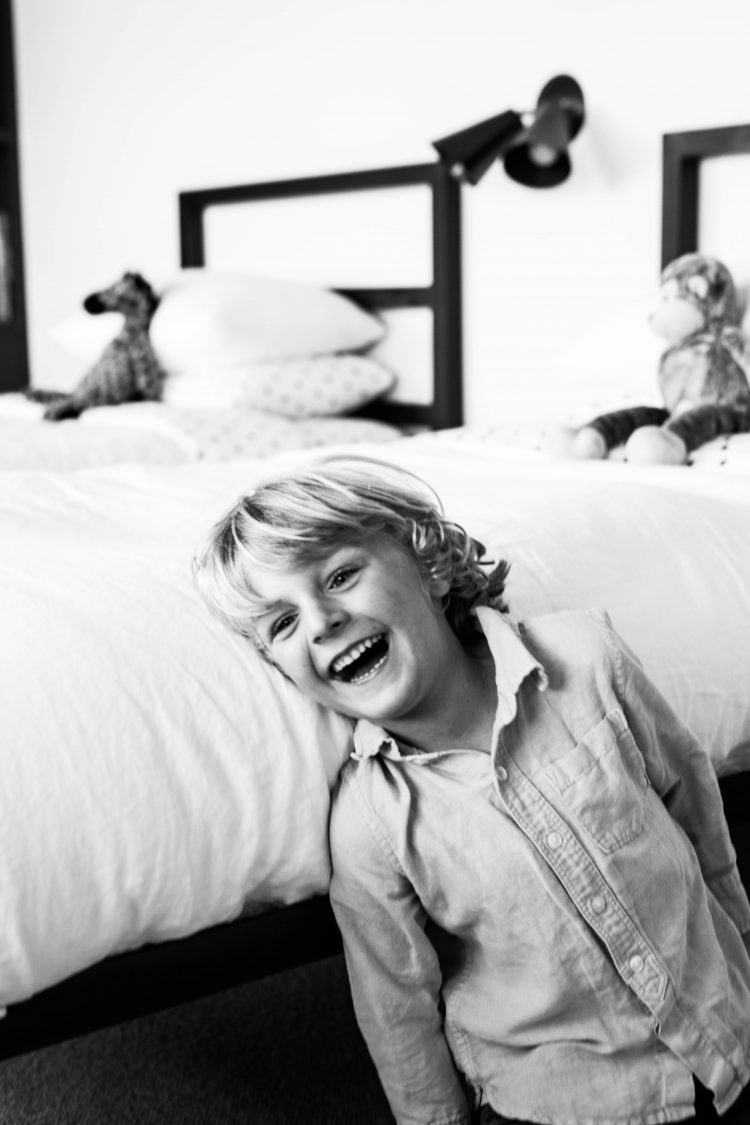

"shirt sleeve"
[602, 617, 750, 938]
[329, 766, 472, 1125]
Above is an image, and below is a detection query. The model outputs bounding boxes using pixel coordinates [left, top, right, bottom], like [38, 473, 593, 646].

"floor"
[0, 954, 394, 1124]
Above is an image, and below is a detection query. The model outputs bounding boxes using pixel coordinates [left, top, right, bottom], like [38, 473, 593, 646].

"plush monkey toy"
[559, 253, 750, 464]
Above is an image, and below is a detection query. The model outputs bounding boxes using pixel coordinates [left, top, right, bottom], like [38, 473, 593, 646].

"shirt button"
[495, 766, 508, 782]
[546, 831, 563, 849]
[629, 955, 645, 974]
[590, 895, 606, 915]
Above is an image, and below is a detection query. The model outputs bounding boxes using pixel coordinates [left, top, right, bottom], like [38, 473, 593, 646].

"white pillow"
[50, 310, 124, 362]
[151, 271, 385, 371]
[163, 354, 395, 417]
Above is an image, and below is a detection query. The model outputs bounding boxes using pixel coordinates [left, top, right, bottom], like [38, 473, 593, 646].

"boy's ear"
[426, 573, 451, 599]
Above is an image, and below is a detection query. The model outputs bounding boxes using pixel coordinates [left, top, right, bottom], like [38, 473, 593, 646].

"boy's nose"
[310, 603, 346, 645]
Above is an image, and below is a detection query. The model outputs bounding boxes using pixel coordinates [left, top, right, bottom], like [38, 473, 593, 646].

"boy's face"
[250, 534, 463, 732]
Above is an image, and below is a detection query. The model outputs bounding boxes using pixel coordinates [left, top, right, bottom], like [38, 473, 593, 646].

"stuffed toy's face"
[649, 280, 706, 344]
[649, 253, 738, 345]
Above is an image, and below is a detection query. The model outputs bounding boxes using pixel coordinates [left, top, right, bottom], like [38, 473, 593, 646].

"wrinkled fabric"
[330, 608, 750, 1125]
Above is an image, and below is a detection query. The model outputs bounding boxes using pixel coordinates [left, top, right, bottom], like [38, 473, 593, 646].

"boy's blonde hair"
[192, 456, 509, 646]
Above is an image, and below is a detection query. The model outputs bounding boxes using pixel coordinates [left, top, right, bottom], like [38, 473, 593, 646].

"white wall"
[12, 0, 750, 424]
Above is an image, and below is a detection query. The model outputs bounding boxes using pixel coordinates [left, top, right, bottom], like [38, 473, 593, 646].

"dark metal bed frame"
[179, 162, 463, 432]
[661, 122, 750, 267]
[1, 137, 749, 1062]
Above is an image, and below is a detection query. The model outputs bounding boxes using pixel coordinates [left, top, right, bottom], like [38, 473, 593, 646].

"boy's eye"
[328, 565, 359, 590]
[269, 611, 296, 639]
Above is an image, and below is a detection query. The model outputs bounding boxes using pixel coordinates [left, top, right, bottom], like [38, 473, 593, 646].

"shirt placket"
[490, 736, 669, 1014]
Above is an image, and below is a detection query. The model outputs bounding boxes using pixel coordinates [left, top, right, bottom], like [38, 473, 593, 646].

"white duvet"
[2, 431, 750, 1011]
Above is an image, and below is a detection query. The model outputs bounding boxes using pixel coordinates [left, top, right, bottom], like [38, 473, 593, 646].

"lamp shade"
[503, 75, 585, 188]
[432, 75, 585, 189]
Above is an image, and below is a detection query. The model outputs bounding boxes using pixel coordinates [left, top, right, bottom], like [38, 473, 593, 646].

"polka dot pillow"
[163, 354, 396, 417]
[166, 409, 401, 461]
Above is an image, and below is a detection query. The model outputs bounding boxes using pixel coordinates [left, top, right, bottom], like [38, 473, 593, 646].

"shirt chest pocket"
[543, 710, 649, 854]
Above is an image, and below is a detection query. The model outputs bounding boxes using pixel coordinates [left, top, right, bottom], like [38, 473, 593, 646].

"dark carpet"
[0, 954, 394, 1124]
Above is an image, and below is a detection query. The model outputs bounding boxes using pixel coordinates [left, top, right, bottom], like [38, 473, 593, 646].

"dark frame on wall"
[179, 162, 463, 431]
[0, 0, 29, 391]
[661, 123, 750, 268]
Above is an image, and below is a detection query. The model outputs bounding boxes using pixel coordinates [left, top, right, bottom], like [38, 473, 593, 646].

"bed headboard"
[178, 163, 462, 431]
[662, 123, 750, 268]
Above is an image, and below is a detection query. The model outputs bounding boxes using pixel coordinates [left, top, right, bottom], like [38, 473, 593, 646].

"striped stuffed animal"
[28, 271, 167, 421]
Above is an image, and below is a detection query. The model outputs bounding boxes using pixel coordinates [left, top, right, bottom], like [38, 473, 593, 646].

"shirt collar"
[353, 720, 404, 761]
[352, 609, 547, 762]
[475, 606, 548, 733]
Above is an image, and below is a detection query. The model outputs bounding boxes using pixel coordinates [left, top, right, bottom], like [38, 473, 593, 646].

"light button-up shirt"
[330, 608, 750, 1125]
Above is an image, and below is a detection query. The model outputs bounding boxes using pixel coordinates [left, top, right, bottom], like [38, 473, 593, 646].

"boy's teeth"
[331, 635, 382, 674]
[349, 650, 388, 684]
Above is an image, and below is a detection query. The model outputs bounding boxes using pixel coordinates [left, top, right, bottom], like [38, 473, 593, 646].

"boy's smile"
[249, 534, 488, 746]
[329, 633, 389, 684]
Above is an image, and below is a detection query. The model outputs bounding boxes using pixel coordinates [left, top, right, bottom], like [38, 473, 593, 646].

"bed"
[1, 129, 750, 1064]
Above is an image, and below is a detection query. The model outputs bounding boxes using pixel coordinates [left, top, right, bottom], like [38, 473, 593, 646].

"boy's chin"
[326, 691, 394, 727]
